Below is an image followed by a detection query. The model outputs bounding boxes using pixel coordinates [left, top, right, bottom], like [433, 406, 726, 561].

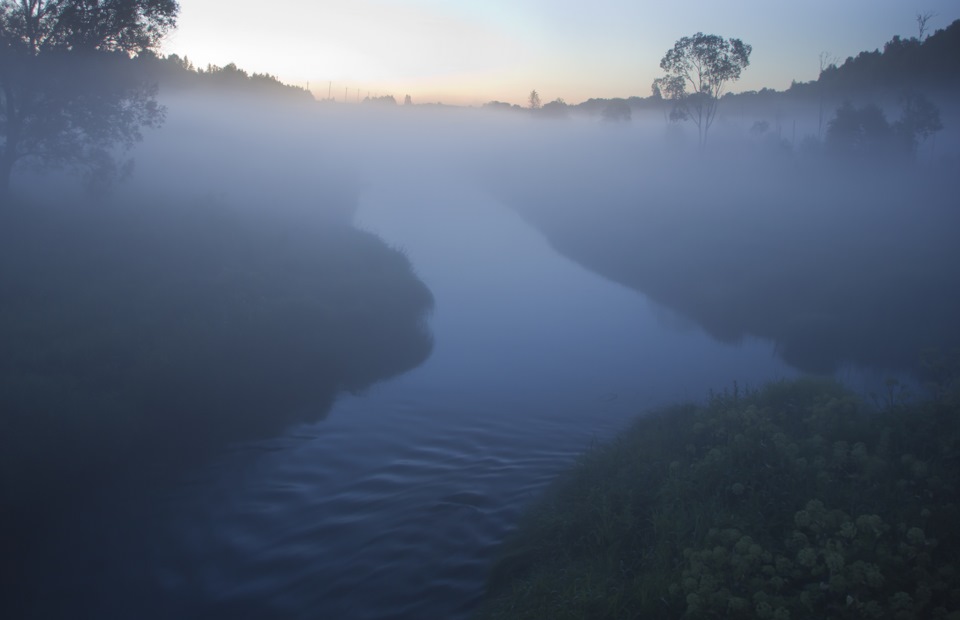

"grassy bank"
[0, 194, 434, 520]
[478, 378, 960, 619]
[495, 149, 960, 376]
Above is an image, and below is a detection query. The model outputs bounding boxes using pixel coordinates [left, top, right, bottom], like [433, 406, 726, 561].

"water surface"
[26, 184, 796, 619]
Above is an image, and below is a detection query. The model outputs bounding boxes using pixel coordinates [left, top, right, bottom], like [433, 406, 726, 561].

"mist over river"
[11, 177, 808, 619]
[3, 8, 960, 618]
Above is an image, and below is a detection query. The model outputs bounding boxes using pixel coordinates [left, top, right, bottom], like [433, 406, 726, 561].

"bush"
[478, 378, 960, 619]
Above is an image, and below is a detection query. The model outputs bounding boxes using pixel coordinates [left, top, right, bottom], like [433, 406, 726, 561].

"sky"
[161, 0, 959, 106]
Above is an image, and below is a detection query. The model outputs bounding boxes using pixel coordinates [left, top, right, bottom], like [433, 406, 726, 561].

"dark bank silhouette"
[798, 18, 960, 101]
[134, 52, 314, 100]
[490, 113, 957, 377]
[825, 96, 943, 160]
[715, 18, 960, 131]
[483, 19, 958, 379]
[0, 191, 434, 607]
[523, 20, 960, 132]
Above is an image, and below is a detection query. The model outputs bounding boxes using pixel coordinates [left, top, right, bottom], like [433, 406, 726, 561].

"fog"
[4, 88, 960, 617]
[130, 90, 960, 378]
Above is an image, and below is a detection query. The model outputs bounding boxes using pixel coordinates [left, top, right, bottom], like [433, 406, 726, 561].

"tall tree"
[0, 0, 178, 195]
[528, 89, 541, 110]
[656, 33, 751, 148]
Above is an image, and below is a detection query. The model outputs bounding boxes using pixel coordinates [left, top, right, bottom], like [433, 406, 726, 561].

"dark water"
[22, 184, 807, 619]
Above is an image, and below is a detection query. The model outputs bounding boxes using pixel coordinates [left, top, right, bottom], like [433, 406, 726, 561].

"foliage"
[498, 135, 960, 376]
[0, 0, 178, 193]
[825, 102, 895, 159]
[483, 100, 518, 111]
[897, 92, 943, 150]
[654, 33, 751, 147]
[825, 94, 943, 160]
[132, 51, 314, 100]
[0, 0, 177, 54]
[539, 98, 569, 119]
[0, 194, 434, 522]
[788, 19, 960, 100]
[362, 94, 397, 105]
[601, 100, 631, 123]
[528, 89, 541, 110]
[477, 379, 960, 619]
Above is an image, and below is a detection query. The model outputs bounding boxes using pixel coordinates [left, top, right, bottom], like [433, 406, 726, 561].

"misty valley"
[3, 7, 960, 620]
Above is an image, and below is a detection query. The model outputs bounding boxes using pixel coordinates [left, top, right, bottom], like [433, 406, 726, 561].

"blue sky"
[162, 0, 959, 105]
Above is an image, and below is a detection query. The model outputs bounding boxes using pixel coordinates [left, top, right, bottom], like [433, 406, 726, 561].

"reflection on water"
[16, 186, 797, 619]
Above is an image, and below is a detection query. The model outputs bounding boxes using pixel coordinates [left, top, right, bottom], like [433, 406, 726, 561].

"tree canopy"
[1, 0, 177, 54]
[654, 33, 751, 147]
[528, 89, 541, 110]
[785, 19, 960, 102]
[825, 94, 943, 161]
[0, 0, 179, 194]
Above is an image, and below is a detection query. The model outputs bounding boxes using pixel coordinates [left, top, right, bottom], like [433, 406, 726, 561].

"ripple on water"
[140, 393, 628, 619]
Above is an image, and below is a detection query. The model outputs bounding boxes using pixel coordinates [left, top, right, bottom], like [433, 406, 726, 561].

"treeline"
[505, 19, 960, 119]
[132, 51, 314, 101]
[789, 18, 960, 101]
[727, 18, 960, 115]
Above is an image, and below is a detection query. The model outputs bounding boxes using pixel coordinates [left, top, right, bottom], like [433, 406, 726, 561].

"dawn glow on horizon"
[162, 0, 960, 105]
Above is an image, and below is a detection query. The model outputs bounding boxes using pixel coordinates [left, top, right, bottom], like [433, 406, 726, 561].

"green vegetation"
[796, 19, 960, 99]
[134, 52, 315, 100]
[654, 32, 752, 148]
[0, 194, 433, 515]
[478, 378, 960, 619]
[824, 96, 943, 161]
[0, 0, 179, 194]
[503, 152, 960, 375]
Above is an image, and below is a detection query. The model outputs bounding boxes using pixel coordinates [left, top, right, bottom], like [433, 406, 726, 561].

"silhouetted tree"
[651, 74, 686, 124]
[825, 102, 895, 159]
[807, 19, 960, 99]
[895, 91, 942, 154]
[826, 96, 943, 162]
[528, 89, 541, 110]
[361, 94, 396, 105]
[403, 94, 412, 105]
[656, 32, 751, 148]
[0, 0, 178, 195]
[130, 52, 311, 100]
[540, 97, 568, 118]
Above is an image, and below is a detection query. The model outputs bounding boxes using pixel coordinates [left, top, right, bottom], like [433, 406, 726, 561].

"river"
[22, 181, 797, 619]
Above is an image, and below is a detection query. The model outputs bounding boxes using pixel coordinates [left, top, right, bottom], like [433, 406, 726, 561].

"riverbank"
[494, 147, 960, 377]
[0, 193, 434, 604]
[478, 377, 960, 619]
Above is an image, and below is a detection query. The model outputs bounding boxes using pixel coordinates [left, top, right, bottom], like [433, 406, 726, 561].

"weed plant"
[478, 378, 960, 619]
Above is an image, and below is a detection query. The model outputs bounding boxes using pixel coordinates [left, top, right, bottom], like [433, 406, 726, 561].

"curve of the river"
[27, 182, 798, 619]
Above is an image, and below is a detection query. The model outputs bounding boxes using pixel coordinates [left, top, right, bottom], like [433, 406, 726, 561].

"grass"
[498, 151, 960, 376]
[0, 193, 434, 519]
[477, 377, 960, 619]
